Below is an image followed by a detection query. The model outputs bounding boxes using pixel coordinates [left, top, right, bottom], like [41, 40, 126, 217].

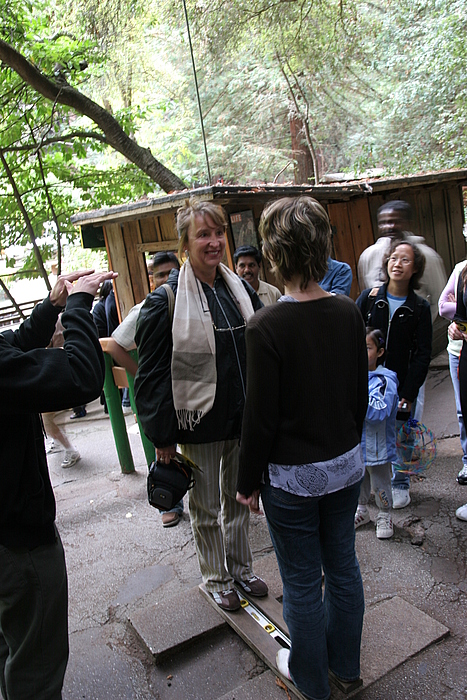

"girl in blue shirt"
[355, 328, 399, 539]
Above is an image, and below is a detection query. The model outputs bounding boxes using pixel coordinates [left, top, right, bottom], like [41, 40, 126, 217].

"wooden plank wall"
[366, 184, 466, 274]
[327, 202, 354, 295]
[110, 213, 179, 315]
[139, 216, 160, 245]
[104, 222, 134, 321]
[158, 212, 178, 245]
[327, 199, 374, 299]
[104, 184, 465, 345]
[139, 213, 178, 251]
[122, 220, 149, 305]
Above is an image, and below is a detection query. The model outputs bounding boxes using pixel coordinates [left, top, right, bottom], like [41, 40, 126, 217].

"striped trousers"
[180, 440, 253, 593]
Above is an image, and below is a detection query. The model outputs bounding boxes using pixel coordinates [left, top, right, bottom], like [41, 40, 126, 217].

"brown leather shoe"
[235, 576, 268, 597]
[211, 589, 241, 611]
[328, 669, 363, 694]
[161, 512, 180, 528]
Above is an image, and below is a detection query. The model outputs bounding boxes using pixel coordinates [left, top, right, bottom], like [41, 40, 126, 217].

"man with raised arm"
[0, 268, 117, 700]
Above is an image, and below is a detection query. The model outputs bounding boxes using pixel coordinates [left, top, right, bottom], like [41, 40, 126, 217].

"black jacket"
[0, 293, 105, 549]
[356, 284, 432, 402]
[134, 268, 262, 448]
[93, 290, 118, 338]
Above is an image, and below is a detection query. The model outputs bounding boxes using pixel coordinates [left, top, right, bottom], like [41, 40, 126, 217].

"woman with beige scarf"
[135, 200, 268, 611]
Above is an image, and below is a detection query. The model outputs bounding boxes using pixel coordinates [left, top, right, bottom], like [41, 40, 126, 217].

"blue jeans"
[158, 499, 184, 516]
[261, 480, 364, 700]
[391, 415, 411, 490]
[391, 392, 422, 491]
[121, 387, 131, 407]
[449, 352, 467, 464]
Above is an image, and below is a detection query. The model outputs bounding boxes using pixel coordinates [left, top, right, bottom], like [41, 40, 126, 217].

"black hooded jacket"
[356, 284, 432, 402]
[0, 293, 105, 549]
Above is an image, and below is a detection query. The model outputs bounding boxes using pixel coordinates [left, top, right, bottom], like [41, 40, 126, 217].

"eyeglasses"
[212, 321, 246, 333]
[388, 256, 413, 265]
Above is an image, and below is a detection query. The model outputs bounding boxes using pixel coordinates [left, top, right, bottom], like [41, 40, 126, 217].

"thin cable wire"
[181, 0, 212, 185]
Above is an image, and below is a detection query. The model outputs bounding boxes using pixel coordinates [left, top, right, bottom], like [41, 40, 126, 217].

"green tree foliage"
[362, 0, 467, 173]
[175, 0, 376, 179]
[168, 0, 467, 178]
[0, 0, 184, 283]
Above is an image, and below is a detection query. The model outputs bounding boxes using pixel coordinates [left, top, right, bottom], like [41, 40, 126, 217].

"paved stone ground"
[48, 361, 467, 699]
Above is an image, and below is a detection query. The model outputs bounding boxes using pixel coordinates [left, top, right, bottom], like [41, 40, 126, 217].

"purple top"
[438, 268, 457, 320]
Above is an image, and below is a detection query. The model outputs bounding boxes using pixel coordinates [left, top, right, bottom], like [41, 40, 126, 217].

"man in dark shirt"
[0, 269, 117, 700]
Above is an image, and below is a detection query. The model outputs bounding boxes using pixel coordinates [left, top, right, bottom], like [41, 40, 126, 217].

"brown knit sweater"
[237, 295, 368, 498]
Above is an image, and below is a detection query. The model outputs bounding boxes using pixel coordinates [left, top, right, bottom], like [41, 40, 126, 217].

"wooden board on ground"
[233, 584, 289, 638]
[199, 584, 307, 700]
[200, 586, 450, 700]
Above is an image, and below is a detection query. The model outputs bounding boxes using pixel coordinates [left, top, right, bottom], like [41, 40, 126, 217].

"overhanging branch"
[2, 131, 109, 153]
[0, 38, 186, 193]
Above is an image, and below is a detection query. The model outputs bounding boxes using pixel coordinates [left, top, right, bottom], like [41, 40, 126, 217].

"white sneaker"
[376, 511, 393, 539]
[457, 464, 467, 485]
[61, 450, 81, 469]
[392, 489, 411, 509]
[46, 440, 62, 454]
[276, 648, 291, 679]
[455, 503, 467, 521]
[354, 506, 370, 529]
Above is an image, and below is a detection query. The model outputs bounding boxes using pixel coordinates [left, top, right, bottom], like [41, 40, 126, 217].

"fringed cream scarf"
[171, 260, 254, 431]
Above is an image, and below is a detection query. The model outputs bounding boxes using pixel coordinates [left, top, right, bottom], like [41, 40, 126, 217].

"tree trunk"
[0, 278, 26, 321]
[277, 53, 320, 185]
[289, 114, 315, 185]
[0, 149, 51, 291]
[0, 39, 187, 194]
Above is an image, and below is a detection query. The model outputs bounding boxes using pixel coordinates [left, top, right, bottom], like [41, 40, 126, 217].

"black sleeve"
[134, 288, 178, 448]
[237, 317, 280, 497]
[0, 293, 105, 414]
[92, 300, 108, 338]
[399, 300, 433, 402]
[355, 308, 369, 438]
[240, 279, 264, 311]
[105, 291, 119, 335]
[1, 295, 60, 352]
[455, 276, 467, 322]
[355, 289, 369, 320]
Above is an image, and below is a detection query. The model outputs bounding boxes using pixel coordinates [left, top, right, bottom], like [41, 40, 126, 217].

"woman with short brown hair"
[237, 196, 368, 700]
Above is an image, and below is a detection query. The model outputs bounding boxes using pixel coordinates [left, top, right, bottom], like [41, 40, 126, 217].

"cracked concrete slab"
[361, 596, 449, 686]
[128, 552, 282, 661]
[129, 587, 226, 660]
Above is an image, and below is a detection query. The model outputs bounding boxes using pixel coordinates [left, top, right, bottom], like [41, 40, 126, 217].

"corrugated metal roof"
[71, 168, 467, 226]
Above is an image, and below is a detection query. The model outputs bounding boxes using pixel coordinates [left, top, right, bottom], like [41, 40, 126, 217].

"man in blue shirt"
[319, 257, 353, 296]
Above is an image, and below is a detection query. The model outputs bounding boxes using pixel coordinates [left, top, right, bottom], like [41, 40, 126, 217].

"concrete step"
[129, 552, 449, 699]
[128, 552, 283, 662]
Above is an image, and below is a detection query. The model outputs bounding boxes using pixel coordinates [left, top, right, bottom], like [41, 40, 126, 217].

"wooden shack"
[71, 169, 467, 354]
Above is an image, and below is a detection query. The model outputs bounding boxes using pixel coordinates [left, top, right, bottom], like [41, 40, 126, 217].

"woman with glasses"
[135, 199, 267, 611]
[356, 240, 432, 508]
